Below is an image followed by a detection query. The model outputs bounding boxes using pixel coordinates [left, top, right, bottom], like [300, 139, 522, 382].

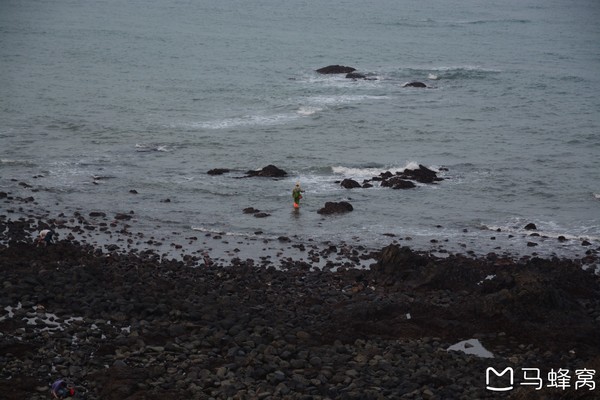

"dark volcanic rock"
[403, 81, 427, 88]
[371, 244, 430, 283]
[245, 164, 287, 178]
[316, 65, 356, 74]
[207, 168, 231, 175]
[381, 177, 416, 189]
[400, 164, 441, 183]
[2, 215, 599, 400]
[374, 165, 443, 189]
[340, 179, 361, 189]
[524, 223, 538, 230]
[317, 201, 354, 215]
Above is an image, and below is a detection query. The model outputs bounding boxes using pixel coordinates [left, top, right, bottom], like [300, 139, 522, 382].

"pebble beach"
[1, 189, 600, 400]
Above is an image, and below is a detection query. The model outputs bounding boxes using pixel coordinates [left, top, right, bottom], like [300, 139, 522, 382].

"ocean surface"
[1, 0, 599, 260]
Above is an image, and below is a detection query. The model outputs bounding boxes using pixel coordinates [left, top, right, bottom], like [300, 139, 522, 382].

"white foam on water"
[331, 161, 424, 180]
[135, 143, 170, 152]
[307, 94, 389, 106]
[296, 106, 322, 116]
[191, 225, 274, 240]
[0, 158, 36, 167]
[178, 113, 300, 130]
[428, 65, 502, 73]
[484, 221, 600, 243]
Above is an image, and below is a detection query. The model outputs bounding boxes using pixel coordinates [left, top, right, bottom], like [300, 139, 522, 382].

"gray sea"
[1, 0, 599, 260]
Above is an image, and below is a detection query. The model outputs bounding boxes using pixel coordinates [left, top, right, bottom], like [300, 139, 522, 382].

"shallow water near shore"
[1, 0, 599, 261]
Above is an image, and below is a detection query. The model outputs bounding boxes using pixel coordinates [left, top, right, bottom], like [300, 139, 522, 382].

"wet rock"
[316, 65, 356, 74]
[374, 165, 442, 188]
[207, 168, 231, 175]
[524, 223, 537, 230]
[89, 212, 106, 218]
[399, 165, 441, 184]
[114, 213, 133, 221]
[340, 179, 361, 189]
[317, 201, 354, 215]
[381, 177, 416, 189]
[245, 165, 287, 178]
[403, 81, 427, 88]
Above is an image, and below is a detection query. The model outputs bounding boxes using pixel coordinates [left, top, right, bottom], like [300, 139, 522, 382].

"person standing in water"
[292, 182, 304, 208]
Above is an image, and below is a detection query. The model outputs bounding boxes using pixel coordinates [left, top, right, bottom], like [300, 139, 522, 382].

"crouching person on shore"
[51, 379, 75, 399]
[36, 229, 55, 247]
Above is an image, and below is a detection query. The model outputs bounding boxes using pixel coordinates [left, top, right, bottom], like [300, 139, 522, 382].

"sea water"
[1, 0, 599, 259]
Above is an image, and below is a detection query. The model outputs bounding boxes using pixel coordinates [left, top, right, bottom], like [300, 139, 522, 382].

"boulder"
[317, 201, 353, 215]
[316, 65, 356, 74]
[524, 223, 537, 230]
[340, 179, 361, 189]
[400, 164, 441, 184]
[245, 165, 287, 178]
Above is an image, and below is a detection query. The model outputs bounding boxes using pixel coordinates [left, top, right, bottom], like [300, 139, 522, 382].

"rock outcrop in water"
[317, 201, 354, 215]
[316, 65, 356, 74]
[403, 81, 428, 88]
[207, 168, 231, 175]
[340, 164, 443, 190]
[340, 178, 362, 189]
[245, 164, 287, 178]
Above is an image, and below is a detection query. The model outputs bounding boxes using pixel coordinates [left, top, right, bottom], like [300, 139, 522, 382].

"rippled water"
[1, 0, 599, 259]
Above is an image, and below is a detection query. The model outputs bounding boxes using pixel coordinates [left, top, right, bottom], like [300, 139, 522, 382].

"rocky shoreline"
[1, 209, 600, 400]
